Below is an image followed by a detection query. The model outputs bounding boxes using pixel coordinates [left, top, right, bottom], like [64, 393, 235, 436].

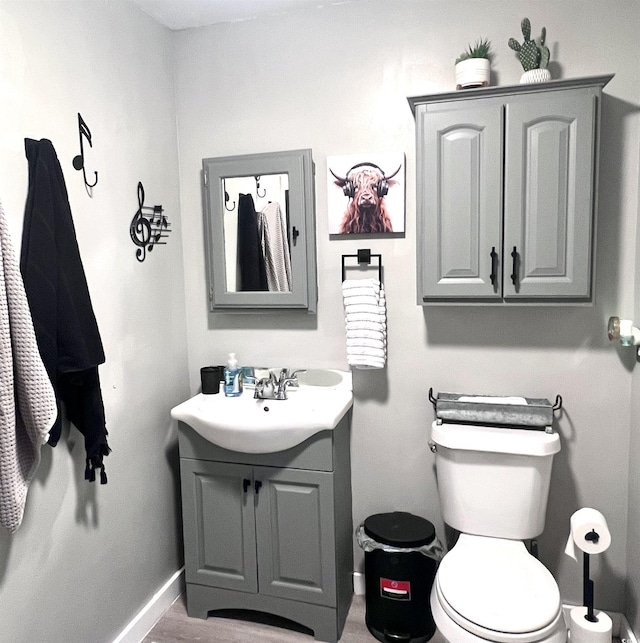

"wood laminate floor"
[143, 594, 446, 643]
[143, 594, 623, 643]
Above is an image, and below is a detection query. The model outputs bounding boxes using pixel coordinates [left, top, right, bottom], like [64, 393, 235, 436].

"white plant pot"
[455, 58, 490, 90]
[520, 68, 552, 84]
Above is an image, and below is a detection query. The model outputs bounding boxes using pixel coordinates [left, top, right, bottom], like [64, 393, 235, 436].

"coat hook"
[224, 191, 236, 211]
[72, 112, 98, 191]
[255, 175, 266, 198]
[223, 180, 236, 211]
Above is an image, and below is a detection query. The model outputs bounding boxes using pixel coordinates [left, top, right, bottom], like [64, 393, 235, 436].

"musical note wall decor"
[129, 182, 171, 262]
[72, 112, 98, 192]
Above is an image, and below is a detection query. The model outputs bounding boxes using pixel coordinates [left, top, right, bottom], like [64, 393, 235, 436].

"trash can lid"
[364, 512, 436, 548]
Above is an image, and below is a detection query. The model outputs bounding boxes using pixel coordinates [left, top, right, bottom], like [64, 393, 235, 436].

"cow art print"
[327, 152, 405, 235]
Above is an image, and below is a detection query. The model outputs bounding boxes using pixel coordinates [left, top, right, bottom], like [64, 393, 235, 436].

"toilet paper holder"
[566, 508, 612, 637]
[607, 316, 640, 354]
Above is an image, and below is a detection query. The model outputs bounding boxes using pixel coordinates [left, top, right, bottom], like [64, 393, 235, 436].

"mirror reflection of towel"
[259, 201, 292, 292]
[237, 193, 268, 291]
[20, 138, 110, 483]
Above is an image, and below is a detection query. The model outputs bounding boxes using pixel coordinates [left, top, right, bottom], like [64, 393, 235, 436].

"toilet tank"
[430, 421, 561, 540]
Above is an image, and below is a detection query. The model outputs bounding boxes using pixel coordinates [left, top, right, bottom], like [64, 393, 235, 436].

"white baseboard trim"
[353, 571, 365, 596]
[619, 614, 639, 643]
[112, 567, 185, 643]
[354, 572, 637, 642]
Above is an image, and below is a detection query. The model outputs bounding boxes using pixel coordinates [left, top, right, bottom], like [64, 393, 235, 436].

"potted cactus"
[508, 18, 551, 83]
[455, 39, 492, 90]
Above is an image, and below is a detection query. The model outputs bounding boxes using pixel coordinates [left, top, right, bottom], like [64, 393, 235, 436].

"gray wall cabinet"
[177, 417, 353, 643]
[409, 75, 613, 304]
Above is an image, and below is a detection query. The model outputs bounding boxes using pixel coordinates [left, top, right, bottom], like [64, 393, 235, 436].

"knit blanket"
[0, 200, 57, 533]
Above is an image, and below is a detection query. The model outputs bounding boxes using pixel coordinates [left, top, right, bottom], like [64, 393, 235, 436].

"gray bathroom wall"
[628, 112, 640, 634]
[0, 2, 189, 642]
[173, 0, 640, 616]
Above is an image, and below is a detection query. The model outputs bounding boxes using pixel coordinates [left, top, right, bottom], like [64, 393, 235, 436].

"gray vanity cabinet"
[177, 417, 353, 643]
[409, 75, 613, 304]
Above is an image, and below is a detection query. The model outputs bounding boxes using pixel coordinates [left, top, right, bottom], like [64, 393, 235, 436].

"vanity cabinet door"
[416, 103, 503, 301]
[254, 466, 336, 607]
[180, 459, 257, 593]
[503, 90, 596, 300]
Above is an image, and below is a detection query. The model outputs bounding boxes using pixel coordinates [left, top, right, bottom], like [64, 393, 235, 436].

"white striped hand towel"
[342, 278, 387, 369]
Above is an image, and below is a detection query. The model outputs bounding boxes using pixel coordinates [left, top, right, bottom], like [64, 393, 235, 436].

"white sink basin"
[171, 369, 353, 453]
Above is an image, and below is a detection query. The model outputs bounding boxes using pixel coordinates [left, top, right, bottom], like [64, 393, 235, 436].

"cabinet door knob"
[490, 247, 498, 286]
[242, 478, 250, 493]
[511, 246, 519, 285]
[254, 480, 262, 495]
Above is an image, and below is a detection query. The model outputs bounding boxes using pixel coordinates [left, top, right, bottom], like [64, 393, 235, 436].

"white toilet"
[429, 420, 567, 643]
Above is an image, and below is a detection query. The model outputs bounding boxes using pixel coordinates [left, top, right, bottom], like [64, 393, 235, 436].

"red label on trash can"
[380, 578, 411, 601]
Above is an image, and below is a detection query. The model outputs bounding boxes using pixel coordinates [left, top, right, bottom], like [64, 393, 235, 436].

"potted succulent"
[455, 39, 492, 90]
[508, 18, 551, 83]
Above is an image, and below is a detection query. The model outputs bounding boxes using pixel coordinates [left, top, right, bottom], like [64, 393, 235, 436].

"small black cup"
[201, 366, 224, 394]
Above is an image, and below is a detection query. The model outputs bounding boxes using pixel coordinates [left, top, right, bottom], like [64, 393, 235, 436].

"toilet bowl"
[430, 534, 566, 643]
[429, 420, 565, 643]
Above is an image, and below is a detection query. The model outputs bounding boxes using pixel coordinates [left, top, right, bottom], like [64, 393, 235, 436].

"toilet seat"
[435, 534, 563, 642]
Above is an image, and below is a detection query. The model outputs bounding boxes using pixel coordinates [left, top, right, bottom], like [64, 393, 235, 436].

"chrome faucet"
[254, 368, 299, 400]
[276, 368, 299, 399]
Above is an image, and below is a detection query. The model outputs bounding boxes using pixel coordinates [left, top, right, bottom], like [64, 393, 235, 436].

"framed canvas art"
[327, 152, 405, 235]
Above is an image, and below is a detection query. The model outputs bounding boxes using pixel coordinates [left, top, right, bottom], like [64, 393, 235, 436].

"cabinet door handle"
[242, 478, 250, 493]
[254, 480, 262, 495]
[510, 246, 519, 285]
[490, 247, 498, 286]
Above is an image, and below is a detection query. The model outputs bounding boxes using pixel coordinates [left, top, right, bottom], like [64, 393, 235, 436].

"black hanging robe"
[20, 138, 110, 484]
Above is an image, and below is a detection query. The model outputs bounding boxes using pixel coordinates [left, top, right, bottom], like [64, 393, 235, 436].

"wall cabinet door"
[255, 466, 336, 607]
[180, 459, 257, 593]
[417, 103, 503, 300]
[503, 90, 596, 300]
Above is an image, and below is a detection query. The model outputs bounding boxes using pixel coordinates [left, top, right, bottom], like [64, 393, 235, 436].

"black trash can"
[357, 512, 442, 643]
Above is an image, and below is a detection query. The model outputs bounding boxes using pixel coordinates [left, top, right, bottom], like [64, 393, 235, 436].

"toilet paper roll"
[565, 508, 611, 561]
[569, 606, 612, 643]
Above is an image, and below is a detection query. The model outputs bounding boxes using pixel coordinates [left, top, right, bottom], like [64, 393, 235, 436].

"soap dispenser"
[224, 353, 243, 397]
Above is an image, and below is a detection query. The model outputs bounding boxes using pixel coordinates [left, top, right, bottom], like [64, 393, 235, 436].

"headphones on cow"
[342, 162, 390, 200]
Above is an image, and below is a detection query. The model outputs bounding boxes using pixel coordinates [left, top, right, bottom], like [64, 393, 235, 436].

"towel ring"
[341, 249, 382, 282]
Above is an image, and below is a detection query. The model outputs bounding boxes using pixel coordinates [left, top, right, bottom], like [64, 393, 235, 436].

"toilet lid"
[437, 535, 561, 634]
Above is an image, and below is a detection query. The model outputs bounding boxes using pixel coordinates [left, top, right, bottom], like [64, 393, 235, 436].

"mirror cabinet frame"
[202, 149, 317, 313]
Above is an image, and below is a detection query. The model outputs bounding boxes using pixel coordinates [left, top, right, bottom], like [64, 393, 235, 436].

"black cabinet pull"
[510, 246, 519, 285]
[490, 247, 498, 286]
[242, 478, 250, 493]
[254, 480, 262, 494]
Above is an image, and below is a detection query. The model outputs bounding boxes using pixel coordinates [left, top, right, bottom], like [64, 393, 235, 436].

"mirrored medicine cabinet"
[202, 149, 317, 313]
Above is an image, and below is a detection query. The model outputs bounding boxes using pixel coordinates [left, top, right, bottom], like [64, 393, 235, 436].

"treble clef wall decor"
[129, 181, 171, 262]
[72, 112, 98, 193]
